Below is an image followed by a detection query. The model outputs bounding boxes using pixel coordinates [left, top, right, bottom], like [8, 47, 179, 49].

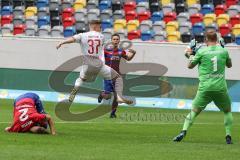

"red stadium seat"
[1, 15, 13, 26]
[226, 0, 239, 8]
[62, 8, 75, 21]
[126, 10, 137, 22]
[190, 13, 203, 25]
[124, 1, 136, 13]
[219, 24, 232, 36]
[230, 15, 240, 27]
[138, 11, 151, 23]
[127, 30, 141, 40]
[63, 17, 76, 28]
[163, 12, 177, 24]
[215, 5, 227, 16]
[13, 24, 26, 35]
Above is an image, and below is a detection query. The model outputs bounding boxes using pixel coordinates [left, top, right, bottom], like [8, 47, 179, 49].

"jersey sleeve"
[225, 49, 231, 60]
[191, 50, 202, 65]
[72, 33, 82, 42]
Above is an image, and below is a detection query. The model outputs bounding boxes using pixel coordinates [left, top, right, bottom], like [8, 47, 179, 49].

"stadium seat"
[75, 18, 85, 31]
[151, 11, 163, 23]
[127, 20, 140, 32]
[25, 25, 38, 36]
[232, 24, 240, 36]
[51, 16, 61, 27]
[1, 24, 13, 35]
[141, 30, 152, 41]
[177, 12, 189, 23]
[179, 21, 192, 34]
[166, 21, 179, 33]
[163, 12, 177, 23]
[73, 0, 86, 11]
[63, 17, 76, 28]
[235, 35, 240, 45]
[101, 19, 113, 31]
[167, 31, 180, 42]
[227, 5, 240, 17]
[13, 15, 25, 25]
[136, 2, 149, 13]
[25, 16, 37, 26]
[62, 8, 75, 21]
[76, 27, 87, 33]
[87, 9, 100, 21]
[140, 20, 152, 32]
[190, 13, 203, 25]
[13, 24, 26, 35]
[230, 14, 240, 27]
[115, 29, 127, 40]
[1, 15, 13, 26]
[1, 6, 13, 16]
[176, 3, 186, 15]
[223, 33, 234, 44]
[113, 10, 125, 21]
[87, 0, 98, 10]
[215, 5, 227, 16]
[201, 4, 214, 15]
[153, 31, 166, 41]
[153, 21, 166, 32]
[205, 23, 218, 32]
[150, 2, 160, 14]
[188, 4, 201, 15]
[114, 19, 126, 31]
[1, 0, 11, 8]
[216, 14, 230, 26]
[37, 0, 49, 9]
[138, 11, 151, 23]
[99, 0, 111, 11]
[194, 32, 204, 43]
[162, 3, 175, 15]
[226, 0, 239, 8]
[124, 1, 136, 13]
[203, 14, 216, 26]
[38, 25, 51, 37]
[181, 32, 192, 43]
[174, 0, 185, 4]
[219, 24, 232, 36]
[161, 0, 171, 6]
[126, 10, 137, 22]
[112, 1, 121, 13]
[186, 0, 197, 6]
[50, 7, 59, 17]
[192, 23, 205, 35]
[62, 0, 74, 10]
[38, 16, 50, 28]
[25, 0, 36, 8]
[102, 28, 113, 40]
[100, 9, 112, 21]
[49, 0, 60, 11]
[51, 25, 63, 37]
[212, 0, 223, 7]
[37, 7, 49, 17]
[25, 7, 37, 18]
[13, 6, 25, 17]
[75, 9, 86, 21]
[127, 30, 141, 40]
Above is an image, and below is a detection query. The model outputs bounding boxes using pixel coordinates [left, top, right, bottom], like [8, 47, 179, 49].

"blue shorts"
[104, 80, 115, 94]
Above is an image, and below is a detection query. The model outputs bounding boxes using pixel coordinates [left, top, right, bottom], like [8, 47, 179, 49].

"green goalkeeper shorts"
[192, 90, 231, 111]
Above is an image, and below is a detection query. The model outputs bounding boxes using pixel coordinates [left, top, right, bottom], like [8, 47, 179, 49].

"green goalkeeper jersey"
[191, 45, 231, 91]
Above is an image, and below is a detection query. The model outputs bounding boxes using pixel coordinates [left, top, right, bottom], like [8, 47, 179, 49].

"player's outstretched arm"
[56, 37, 76, 50]
[45, 114, 56, 135]
[124, 49, 136, 61]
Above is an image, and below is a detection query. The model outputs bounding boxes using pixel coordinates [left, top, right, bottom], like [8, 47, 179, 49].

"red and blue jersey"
[104, 47, 126, 74]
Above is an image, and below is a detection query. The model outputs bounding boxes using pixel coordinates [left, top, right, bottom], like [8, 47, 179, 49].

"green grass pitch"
[1, 99, 240, 160]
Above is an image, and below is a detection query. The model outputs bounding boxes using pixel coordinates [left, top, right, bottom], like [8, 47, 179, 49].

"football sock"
[224, 112, 233, 136]
[182, 111, 198, 131]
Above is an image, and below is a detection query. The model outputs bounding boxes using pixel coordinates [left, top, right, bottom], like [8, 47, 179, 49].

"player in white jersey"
[56, 20, 132, 105]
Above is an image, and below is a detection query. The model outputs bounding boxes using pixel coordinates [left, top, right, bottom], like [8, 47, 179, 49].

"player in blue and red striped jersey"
[98, 34, 136, 118]
[5, 93, 56, 135]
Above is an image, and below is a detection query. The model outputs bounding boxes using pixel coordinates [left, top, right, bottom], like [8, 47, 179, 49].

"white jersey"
[73, 31, 104, 57]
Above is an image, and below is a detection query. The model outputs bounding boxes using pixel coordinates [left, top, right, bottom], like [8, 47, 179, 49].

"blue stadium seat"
[151, 11, 163, 23]
[192, 23, 205, 35]
[99, 1, 111, 11]
[38, 16, 50, 28]
[37, 0, 49, 9]
[101, 19, 113, 31]
[137, 0, 148, 3]
[201, 4, 214, 15]
[64, 26, 76, 37]
[1, 6, 13, 16]
[235, 36, 240, 45]
[141, 30, 152, 41]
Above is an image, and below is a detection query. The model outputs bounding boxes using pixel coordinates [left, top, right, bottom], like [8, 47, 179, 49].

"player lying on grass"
[56, 20, 133, 105]
[97, 33, 136, 118]
[173, 30, 233, 144]
[5, 93, 56, 135]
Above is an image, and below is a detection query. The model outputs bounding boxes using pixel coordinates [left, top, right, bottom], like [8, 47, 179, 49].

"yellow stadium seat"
[74, 0, 86, 11]
[186, 0, 197, 6]
[161, 0, 171, 6]
[114, 19, 127, 31]
[166, 21, 179, 34]
[203, 14, 216, 26]
[127, 20, 139, 32]
[232, 24, 240, 36]
[25, 6, 37, 18]
[216, 14, 230, 26]
[167, 31, 180, 42]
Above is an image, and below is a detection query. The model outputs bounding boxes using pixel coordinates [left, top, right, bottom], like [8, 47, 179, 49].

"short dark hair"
[89, 19, 101, 25]
[205, 30, 217, 42]
[111, 33, 120, 39]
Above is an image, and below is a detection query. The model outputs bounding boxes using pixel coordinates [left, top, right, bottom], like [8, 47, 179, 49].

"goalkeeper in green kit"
[173, 30, 233, 144]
